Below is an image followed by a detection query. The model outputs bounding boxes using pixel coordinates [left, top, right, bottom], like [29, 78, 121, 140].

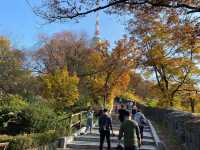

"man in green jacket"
[118, 110, 141, 150]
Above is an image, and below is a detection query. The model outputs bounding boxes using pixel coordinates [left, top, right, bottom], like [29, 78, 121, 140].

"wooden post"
[79, 112, 82, 128]
[69, 114, 73, 135]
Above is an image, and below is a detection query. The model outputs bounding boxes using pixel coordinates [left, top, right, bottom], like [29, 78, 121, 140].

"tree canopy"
[28, 0, 200, 22]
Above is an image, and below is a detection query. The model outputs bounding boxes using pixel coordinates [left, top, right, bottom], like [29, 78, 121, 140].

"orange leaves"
[183, 23, 193, 33]
[129, 8, 200, 107]
[0, 36, 10, 50]
[115, 71, 130, 90]
[167, 14, 179, 24]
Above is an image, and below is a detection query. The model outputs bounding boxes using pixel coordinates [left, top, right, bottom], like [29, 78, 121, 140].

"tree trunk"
[103, 95, 106, 107]
[169, 98, 174, 107]
[190, 98, 195, 113]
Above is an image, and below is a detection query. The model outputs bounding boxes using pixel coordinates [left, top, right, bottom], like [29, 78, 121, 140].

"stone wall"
[138, 104, 200, 150]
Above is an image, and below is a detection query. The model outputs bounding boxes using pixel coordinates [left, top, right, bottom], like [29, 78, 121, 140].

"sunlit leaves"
[0, 37, 30, 95]
[41, 68, 79, 110]
[129, 9, 200, 107]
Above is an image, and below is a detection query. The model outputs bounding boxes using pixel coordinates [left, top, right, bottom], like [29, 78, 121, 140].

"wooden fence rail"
[0, 111, 88, 150]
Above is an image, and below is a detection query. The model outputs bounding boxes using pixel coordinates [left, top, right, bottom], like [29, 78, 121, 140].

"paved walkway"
[65, 113, 158, 150]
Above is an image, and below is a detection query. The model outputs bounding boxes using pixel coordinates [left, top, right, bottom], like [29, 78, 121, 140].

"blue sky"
[0, 0, 128, 50]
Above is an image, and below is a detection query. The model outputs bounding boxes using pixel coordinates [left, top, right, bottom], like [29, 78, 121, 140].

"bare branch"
[27, 0, 200, 22]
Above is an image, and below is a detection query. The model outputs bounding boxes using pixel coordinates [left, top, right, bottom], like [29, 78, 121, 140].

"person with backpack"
[118, 104, 127, 123]
[134, 109, 147, 139]
[118, 111, 141, 150]
[99, 108, 114, 150]
[97, 106, 104, 118]
[85, 107, 94, 134]
[131, 105, 137, 120]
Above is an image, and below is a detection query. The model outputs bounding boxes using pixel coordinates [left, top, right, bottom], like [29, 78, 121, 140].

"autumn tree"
[128, 72, 158, 100]
[82, 37, 141, 108]
[33, 32, 90, 75]
[34, 32, 140, 108]
[129, 10, 200, 107]
[176, 82, 200, 113]
[41, 68, 79, 110]
[0, 36, 33, 96]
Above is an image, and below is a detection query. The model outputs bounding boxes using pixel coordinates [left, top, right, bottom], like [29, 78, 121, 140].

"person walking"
[97, 107, 104, 118]
[115, 104, 119, 113]
[134, 109, 147, 139]
[118, 111, 141, 150]
[118, 104, 127, 123]
[99, 108, 114, 150]
[85, 107, 94, 134]
[131, 105, 137, 120]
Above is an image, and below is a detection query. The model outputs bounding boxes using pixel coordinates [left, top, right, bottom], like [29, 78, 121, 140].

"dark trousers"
[99, 130, 110, 150]
[139, 126, 144, 139]
[125, 146, 138, 150]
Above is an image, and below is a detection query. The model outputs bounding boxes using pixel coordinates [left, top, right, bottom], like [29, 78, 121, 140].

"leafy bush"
[10, 102, 58, 134]
[0, 95, 28, 132]
[0, 95, 28, 113]
[27, 103, 57, 132]
[120, 91, 142, 102]
[146, 99, 158, 108]
[0, 98, 59, 135]
[0, 135, 13, 142]
[7, 130, 58, 150]
[8, 135, 33, 150]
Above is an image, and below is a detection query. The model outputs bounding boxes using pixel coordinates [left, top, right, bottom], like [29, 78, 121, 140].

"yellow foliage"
[120, 91, 142, 102]
[41, 68, 79, 110]
[193, 47, 200, 53]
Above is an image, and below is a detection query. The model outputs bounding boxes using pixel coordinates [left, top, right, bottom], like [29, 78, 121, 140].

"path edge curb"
[148, 120, 168, 150]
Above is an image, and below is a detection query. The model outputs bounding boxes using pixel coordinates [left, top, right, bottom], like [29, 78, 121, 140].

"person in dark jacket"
[118, 104, 127, 123]
[97, 107, 104, 118]
[99, 108, 113, 150]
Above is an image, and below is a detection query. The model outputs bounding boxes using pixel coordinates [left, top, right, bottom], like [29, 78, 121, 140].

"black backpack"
[140, 115, 146, 125]
[99, 115, 110, 131]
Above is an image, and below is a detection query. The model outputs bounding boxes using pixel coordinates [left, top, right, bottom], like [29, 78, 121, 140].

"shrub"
[31, 130, 57, 146]
[1, 101, 58, 135]
[16, 103, 57, 133]
[8, 135, 33, 150]
[120, 91, 142, 102]
[146, 99, 158, 108]
[0, 94, 28, 113]
[0, 135, 13, 142]
[7, 130, 58, 150]
[0, 95, 28, 132]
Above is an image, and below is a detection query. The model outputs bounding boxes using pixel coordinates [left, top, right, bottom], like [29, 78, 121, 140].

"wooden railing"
[0, 111, 88, 150]
[70, 111, 87, 127]
[57, 111, 88, 135]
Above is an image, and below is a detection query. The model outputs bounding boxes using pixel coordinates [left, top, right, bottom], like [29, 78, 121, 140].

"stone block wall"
[138, 104, 200, 150]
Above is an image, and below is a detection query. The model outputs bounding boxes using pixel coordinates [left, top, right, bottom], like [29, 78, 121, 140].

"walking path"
[65, 112, 159, 150]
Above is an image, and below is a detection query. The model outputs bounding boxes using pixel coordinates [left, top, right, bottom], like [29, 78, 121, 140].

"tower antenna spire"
[95, 0, 100, 38]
